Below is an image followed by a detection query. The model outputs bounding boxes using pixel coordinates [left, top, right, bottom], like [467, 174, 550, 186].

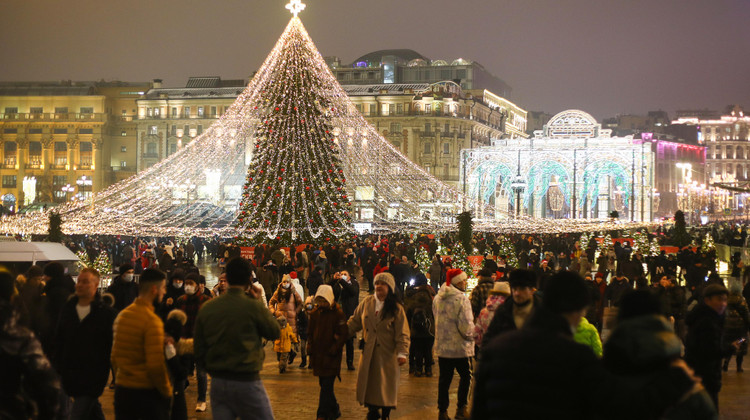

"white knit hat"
[490, 281, 511, 296]
[374, 272, 396, 292]
[315, 284, 335, 305]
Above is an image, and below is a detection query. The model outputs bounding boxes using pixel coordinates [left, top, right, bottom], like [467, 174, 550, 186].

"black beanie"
[119, 263, 134, 274]
[543, 271, 590, 313]
[508, 269, 537, 289]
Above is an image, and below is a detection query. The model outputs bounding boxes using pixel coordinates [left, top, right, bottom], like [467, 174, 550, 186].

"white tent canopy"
[0, 242, 80, 263]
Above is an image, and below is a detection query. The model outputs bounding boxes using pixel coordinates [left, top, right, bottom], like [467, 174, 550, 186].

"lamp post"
[76, 175, 92, 205]
[61, 184, 74, 202]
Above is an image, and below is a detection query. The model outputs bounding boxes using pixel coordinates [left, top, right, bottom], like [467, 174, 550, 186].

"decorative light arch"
[524, 161, 571, 208]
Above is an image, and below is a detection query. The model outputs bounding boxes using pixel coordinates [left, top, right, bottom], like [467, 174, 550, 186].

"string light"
[0, 10, 655, 238]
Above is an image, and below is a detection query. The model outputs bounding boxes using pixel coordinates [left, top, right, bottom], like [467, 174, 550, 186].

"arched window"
[146, 142, 157, 156]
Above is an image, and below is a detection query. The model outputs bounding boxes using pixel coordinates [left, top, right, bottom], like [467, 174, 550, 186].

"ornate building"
[135, 78, 527, 188]
[0, 81, 150, 212]
[461, 110, 657, 221]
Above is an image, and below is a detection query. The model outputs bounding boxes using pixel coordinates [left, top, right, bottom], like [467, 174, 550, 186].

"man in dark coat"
[605, 271, 633, 309]
[0, 272, 60, 419]
[307, 285, 348, 420]
[41, 261, 75, 357]
[685, 284, 740, 411]
[54, 268, 115, 418]
[331, 269, 359, 370]
[106, 263, 138, 314]
[472, 271, 698, 420]
[482, 269, 540, 345]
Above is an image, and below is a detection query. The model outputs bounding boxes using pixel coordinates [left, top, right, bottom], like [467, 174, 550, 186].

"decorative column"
[91, 138, 103, 192]
[67, 136, 79, 183]
[40, 136, 53, 173]
[15, 137, 28, 206]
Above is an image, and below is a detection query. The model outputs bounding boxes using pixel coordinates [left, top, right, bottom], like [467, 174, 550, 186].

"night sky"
[2, 0, 748, 120]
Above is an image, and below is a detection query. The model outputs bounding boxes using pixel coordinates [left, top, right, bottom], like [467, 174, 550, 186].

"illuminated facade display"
[461, 110, 656, 222]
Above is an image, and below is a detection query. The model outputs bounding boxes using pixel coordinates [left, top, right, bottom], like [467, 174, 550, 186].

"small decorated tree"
[415, 245, 431, 272]
[93, 250, 112, 278]
[497, 235, 518, 269]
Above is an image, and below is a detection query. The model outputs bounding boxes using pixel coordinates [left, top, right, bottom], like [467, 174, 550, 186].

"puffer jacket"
[474, 294, 505, 347]
[573, 317, 602, 357]
[111, 297, 172, 398]
[273, 324, 298, 353]
[433, 284, 474, 358]
[268, 286, 302, 334]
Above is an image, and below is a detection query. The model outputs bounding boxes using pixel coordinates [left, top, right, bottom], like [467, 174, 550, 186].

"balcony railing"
[2, 159, 16, 169]
[49, 164, 67, 170]
[0, 113, 106, 122]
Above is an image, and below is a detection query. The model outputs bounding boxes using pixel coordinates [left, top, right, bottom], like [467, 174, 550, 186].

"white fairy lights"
[0, 9, 653, 238]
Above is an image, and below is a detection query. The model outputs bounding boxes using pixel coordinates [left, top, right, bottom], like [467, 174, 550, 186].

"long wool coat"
[347, 295, 410, 407]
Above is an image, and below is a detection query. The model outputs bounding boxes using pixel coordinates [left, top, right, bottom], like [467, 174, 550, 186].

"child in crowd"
[274, 315, 298, 373]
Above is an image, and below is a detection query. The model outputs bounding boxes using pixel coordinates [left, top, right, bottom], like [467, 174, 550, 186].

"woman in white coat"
[348, 272, 410, 420]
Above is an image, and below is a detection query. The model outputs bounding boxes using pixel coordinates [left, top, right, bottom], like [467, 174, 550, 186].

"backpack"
[410, 308, 433, 336]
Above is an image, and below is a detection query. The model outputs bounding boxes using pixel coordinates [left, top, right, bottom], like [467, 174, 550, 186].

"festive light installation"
[0, 10, 655, 238]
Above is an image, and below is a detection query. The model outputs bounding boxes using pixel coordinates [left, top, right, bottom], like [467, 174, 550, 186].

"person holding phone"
[722, 284, 750, 372]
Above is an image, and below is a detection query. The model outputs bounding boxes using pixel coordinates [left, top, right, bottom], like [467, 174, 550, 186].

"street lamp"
[511, 175, 526, 217]
[76, 175, 92, 204]
[61, 184, 74, 202]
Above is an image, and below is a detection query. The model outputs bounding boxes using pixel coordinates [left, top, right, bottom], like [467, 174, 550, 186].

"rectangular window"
[147, 108, 153, 117]
[197, 125, 203, 135]
[121, 130, 127, 136]
[55, 107, 68, 114]
[171, 107, 177, 117]
[424, 143, 431, 154]
[456, 69, 467, 79]
[443, 143, 450, 154]
[79, 128, 93, 134]
[4, 107, 17, 114]
[3, 128, 17, 134]
[53, 128, 67, 134]
[184, 107, 191, 118]
[396, 103, 403, 115]
[153, 108, 160, 117]
[171, 125, 177, 136]
[369, 104, 377, 116]
[52, 176, 67, 187]
[197, 107, 204, 117]
[2, 175, 16, 188]
[30, 107, 43, 114]
[425, 104, 432, 113]
[54, 142, 67, 152]
[440, 69, 451, 79]
[28, 128, 42, 134]
[183, 124, 189, 135]
[80, 107, 93, 114]
[445, 123, 450, 133]
[121, 146, 127, 153]
[121, 161, 127, 167]
[148, 125, 157, 135]
[425, 123, 431, 133]
[210, 106, 217, 117]
[389, 123, 401, 134]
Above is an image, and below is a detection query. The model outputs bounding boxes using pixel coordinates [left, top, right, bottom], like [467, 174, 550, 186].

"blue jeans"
[210, 377, 274, 420]
[70, 396, 105, 420]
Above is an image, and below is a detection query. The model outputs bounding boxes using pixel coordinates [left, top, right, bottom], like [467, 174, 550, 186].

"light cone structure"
[0, 16, 491, 239]
[0, 13, 649, 238]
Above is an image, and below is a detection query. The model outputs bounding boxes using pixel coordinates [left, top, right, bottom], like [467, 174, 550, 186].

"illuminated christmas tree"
[234, 18, 351, 244]
[701, 232, 715, 253]
[93, 250, 112, 278]
[450, 242, 474, 279]
[597, 233, 612, 256]
[497, 235, 518, 268]
[415, 245, 431, 272]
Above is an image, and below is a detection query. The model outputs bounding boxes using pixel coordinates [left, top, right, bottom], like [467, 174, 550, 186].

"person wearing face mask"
[107, 264, 139, 315]
[269, 274, 303, 364]
[331, 270, 360, 370]
[174, 273, 211, 412]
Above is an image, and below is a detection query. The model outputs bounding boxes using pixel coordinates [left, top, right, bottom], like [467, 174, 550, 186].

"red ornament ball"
[306, 186, 310, 190]
[278, 177, 282, 181]
[275, 107, 280, 111]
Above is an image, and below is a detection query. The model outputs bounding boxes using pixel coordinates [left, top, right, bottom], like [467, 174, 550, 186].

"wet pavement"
[96, 259, 750, 419]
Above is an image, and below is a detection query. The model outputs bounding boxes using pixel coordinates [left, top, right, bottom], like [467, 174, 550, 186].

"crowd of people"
[2, 224, 750, 419]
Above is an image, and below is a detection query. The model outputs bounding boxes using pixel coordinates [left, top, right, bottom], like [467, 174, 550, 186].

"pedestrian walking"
[194, 258, 280, 420]
[111, 268, 173, 419]
[433, 269, 474, 420]
[347, 272, 410, 420]
[307, 284, 348, 420]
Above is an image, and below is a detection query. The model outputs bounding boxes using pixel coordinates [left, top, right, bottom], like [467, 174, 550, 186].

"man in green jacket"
[194, 258, 280, 419]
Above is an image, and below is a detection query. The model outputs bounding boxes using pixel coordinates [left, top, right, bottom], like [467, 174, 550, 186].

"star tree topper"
[286, 0, 306, 17]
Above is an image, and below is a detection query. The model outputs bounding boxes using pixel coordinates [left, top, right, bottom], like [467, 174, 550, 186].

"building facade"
[461, 110, 656, 221]
[673, 105, 750, 215]
[0, 81, 150, 212]
[326, 49, 513, 98]
[135, 77, 527, 188]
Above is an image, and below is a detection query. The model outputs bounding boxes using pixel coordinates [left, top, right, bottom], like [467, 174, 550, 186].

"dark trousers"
[438, 357, 471, 411]
[170, 379, 187, 420]
[186, 355, 207, 402]
[412, 337, 434, 372]
[317, 375, 339, 419]
[345, 337, 355, 366]
[114, 387, 170, 420]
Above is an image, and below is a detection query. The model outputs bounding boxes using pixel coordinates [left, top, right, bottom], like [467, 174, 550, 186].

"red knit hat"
[289, 271, 298, 279]
[445, 268, 467, 286]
